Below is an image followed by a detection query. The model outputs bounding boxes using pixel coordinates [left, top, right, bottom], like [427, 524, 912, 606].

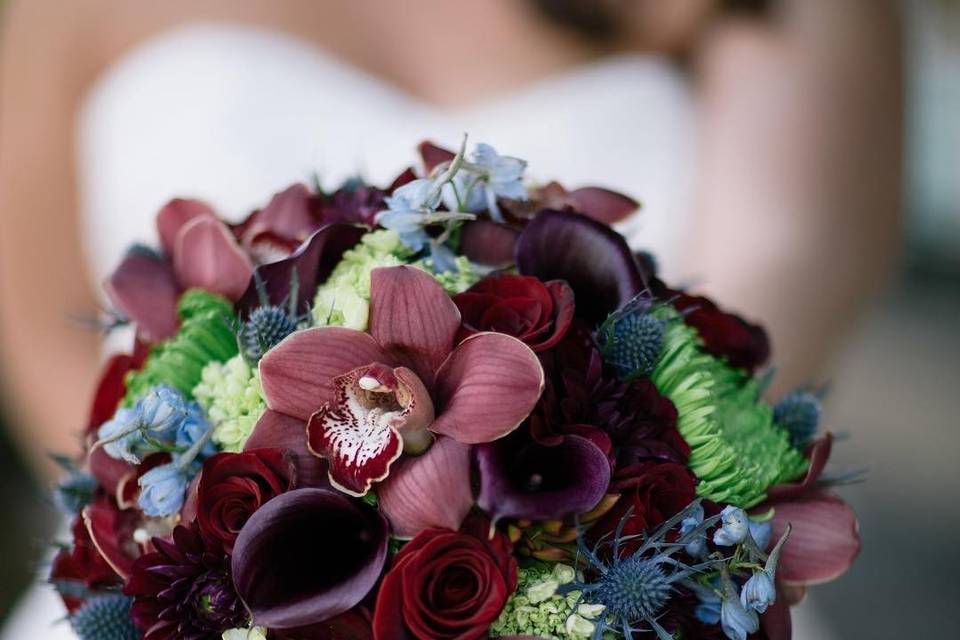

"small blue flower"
[377, 179, 441, 251]
[714, 506, 750, 546]
[679, 502, 708, 558]
[138, 462, 191, 517]
[749, 519, 773, 551]
[462, 143, 527, 222]
[136, 385, 189, 436]
[98, 407, 143, 464]
[740, 570, 777, 613]
[693, 580, 722, 625]
[720, 573, 759, 640]
[174, 403, 216, 458]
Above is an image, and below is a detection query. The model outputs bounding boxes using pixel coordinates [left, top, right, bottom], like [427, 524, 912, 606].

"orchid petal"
[430, 333, 544, 444]
[767, 490, 861, 585]
[759, 586, 793, 640]
[156, 198, 216, 255]
[231, 488, 388, 629]
[259, 327, 389, 421]
[377, 437, 473, 538]
[475, 434, 611, 522]
[104, 250, 180, 342]
[458, 220, 519, 268]
[245, 183, 318, 244]
[174, 217, 254, 300]
[238, 223, 365, 313]
[567, 187, 639, 224]
[516, 209, 644, 323]
[368, 266, 461, 384]
[245, 410, 330, 488]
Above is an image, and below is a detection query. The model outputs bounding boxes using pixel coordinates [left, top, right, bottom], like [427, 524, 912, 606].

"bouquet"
[50, 137, 860, 640]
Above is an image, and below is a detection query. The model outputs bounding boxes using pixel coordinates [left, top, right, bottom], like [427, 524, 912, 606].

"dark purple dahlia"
[125, 523, 247, 640]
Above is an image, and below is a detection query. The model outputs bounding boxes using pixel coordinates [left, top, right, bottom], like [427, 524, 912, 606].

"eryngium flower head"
[239, 305, 299, 364]
[597, 293, 665, 381]
[70, 594, 139, 640]
[125, 523, 247, 640]
[773, 389, 822, 448]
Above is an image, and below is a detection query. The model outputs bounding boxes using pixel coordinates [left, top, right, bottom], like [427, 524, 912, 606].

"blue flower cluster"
[96, 385, 215, 517]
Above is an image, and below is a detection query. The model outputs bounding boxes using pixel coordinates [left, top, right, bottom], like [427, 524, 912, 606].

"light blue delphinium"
[174, 402, 217, 458]
[741, 524, 792, 614]
[713, 506, 750, 547]
[749, 519, 773, 552]
[691, 578, 722, 625]
[137, 385, 190, 435]
[98, 407, 143, 464]
[463, 143, 528, 222]
[719, 569, 759, 640]
[97, 385, 189, 464]
[377, 179, 440, 252]
[679, 502, 708, 558]
[138, 462, 192, 517]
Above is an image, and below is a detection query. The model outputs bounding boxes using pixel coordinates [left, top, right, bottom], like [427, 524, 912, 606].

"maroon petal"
[83, 500, 140, 580]
[476, 433, 611, 523]
[567, 187, 639, 224]
[368, 266, 461, 384]
[245, 410, 330, 488]
[516, 210, 644, 323]
[459, 220, 520, 268]
[238, 223, 365, 313]
[273, 607, 373, 640]
[231, 488, 388, 629]
[768, 490, 861, 586]
[104, 250, 181, 342]
[759, 586, 793, 640]
[377, 437, 474, 538]
[417, 140, 455, 172]
[244, 183, 319, 245]
[173, 217, 254, 300]
[87, 448, 134, 502]
[259, 327, 390, 421]
[156, 198, 216, 255]
[430, 333, 544, 444]
[765, 434, 833, 502]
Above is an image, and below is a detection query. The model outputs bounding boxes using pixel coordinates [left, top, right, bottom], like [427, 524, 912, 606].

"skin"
[0, 0, 901, 478]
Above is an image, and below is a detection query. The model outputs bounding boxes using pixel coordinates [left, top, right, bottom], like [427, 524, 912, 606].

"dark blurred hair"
[530, 0, 770, 42]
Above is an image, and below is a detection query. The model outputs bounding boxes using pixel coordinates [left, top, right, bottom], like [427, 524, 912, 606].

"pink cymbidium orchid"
[257, 265, 545, 497]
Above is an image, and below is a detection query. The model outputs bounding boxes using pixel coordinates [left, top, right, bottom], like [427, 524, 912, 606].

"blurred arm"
[689, 0, 902, 394]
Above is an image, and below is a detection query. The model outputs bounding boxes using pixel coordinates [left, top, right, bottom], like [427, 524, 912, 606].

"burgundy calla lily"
[231, 488, 388, 630]
[258, 266, 544, 497]
[475, 430, 611, 523]
[516, 209, 645, 323]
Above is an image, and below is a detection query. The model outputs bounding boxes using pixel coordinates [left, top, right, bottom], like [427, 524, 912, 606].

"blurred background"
[0, 1, 957, 638]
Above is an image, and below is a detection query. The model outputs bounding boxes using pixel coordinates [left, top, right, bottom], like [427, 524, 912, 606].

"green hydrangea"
[490, 564, 608, 639]
[221, 627, 266, 640]
[311, 230, 480, 330]
[193, 354, 266, 452]
[124, 290, 238, 404]
[650, 307, 808, 507]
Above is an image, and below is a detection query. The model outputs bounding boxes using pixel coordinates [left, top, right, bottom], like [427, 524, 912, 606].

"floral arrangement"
[50, 138, 860, 640]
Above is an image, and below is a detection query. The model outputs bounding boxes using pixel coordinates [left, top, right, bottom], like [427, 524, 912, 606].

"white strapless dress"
[1, 23, 831, 639]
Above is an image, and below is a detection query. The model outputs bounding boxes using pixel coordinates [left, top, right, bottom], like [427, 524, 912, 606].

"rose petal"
[259, 327, 389, 421]
[516, 209, 644, 323]
[378, 437, 474, 538]
[768, 490, 861, 585]
[568, 187, 639, 224]
[156, 198, 216, 255]
[173, 217, 254, 300]
[368, 266, 461, 384]
[765, 434, 833, 502]
[459, 220, 520, 268]
[104, 250, 181, 342]
[476, 434, 611, 523]
[231, 488, 388, 629]
[245, 410, 329, 487]
[238, 223, 366, 313]
[430, 333, 544, 444]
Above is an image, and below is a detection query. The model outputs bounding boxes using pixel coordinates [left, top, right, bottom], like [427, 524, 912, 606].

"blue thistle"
[773, 390, 822, 448]
[239, 272, 306, 364]
[561, 500, 720, 640]
[597, 293, 665, 380]
[70, 594, 139, 640]
[54, 471, 97, 514]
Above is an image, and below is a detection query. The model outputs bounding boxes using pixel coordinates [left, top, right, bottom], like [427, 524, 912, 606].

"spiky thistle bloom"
[596, 293, 665, 381]
[70, 593, 139, 640]
[237, 272, 307, 365]
[561, 501, 720, 640]
[125, 523, 247, 640]
[649, 307, 807, 507]
[773, 389, 822, 448]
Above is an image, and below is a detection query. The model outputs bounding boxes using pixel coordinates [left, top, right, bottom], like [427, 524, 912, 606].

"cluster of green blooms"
[490, 564, 608, 639]
[650, 306, 808, 507]
[193, 354, 266, 452]
[221, 626, 267, 640]
[124, 290, 238, 404]
[311, 230, 480, 330]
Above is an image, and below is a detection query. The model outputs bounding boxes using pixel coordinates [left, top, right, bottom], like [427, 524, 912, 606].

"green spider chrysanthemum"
[650, 308, 807, 507]
[124, 290, 238, 404]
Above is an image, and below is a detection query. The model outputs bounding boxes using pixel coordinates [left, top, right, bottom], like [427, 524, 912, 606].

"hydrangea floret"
[193, 354, 266, 452]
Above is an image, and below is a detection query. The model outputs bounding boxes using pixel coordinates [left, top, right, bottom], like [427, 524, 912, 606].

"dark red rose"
[671, 292, 770, 373]
[588, 461, 696, 548]
[196, 448, 295, 554]
[372, 516, 518, 640]
[50, 514, 122, 612]
[453, 274, 574, 352]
